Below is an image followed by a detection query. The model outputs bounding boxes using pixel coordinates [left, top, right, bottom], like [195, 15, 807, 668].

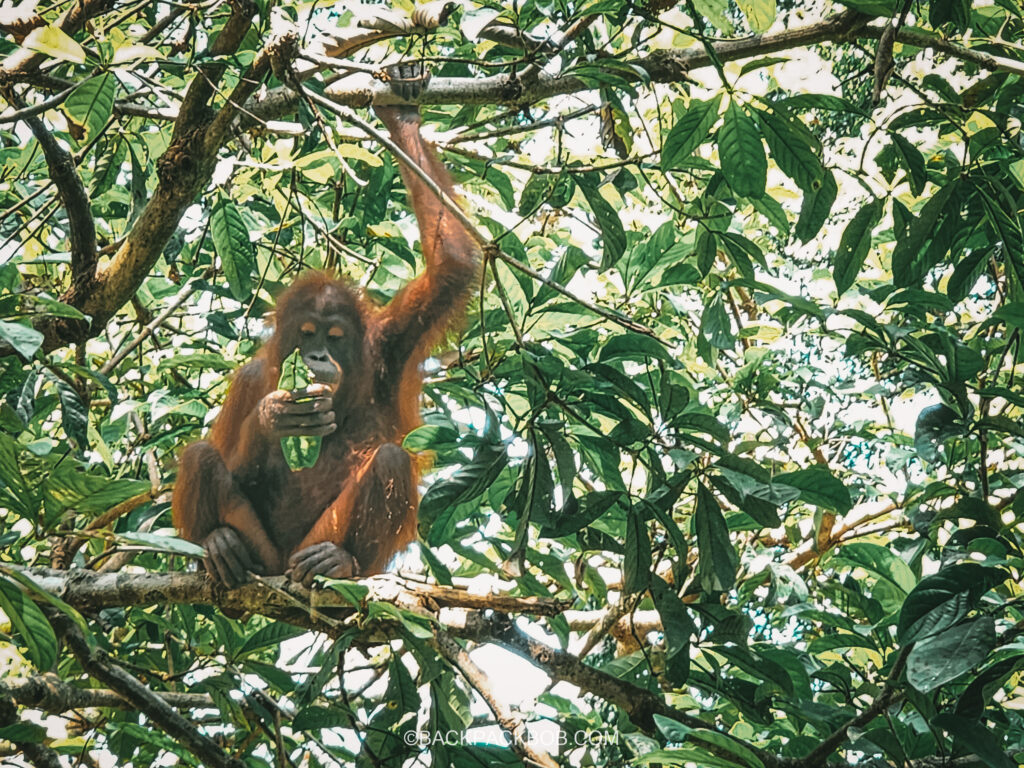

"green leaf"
[0, 567, 94, 646]
[277, 349, 322, 471]
[755, 107, 823, 193]
[836, 0, 898, 13]
[90, 137, 126, 197]
[833, 198, 884, 295]
[700, 295, 734, 349]
[42, 466, 150, 528]
[695, 483, 737, 593]
[906, 617, 996, 692]
[292, 705, 353, 730]
[914, 404, 967, 465]
[831, 542, 916, 594]
[599, 332, 673, 362]
[719, 102, 766, 199]
[623, 506, 651, 594]
[775, 465, 852, 513]
[0, 576, 57, 671]
[890, 135, 927, 196]
[661, 95, 722, 171]
[891, 181, 957, 287]
[898, 564, 1004, 643]
[211, 198, 256, 302]
[650, 575, 695, 685]
[652, 716, 765, 768]
[932, 714, 1016, 768]
[577, 175, 626, 269]
[419, 435, 506, 543]
[65, 73, 116, 141]
[114, 532, 205, 557]
[518, 173, 555, 216]
[796, 170, 837, 242]
[0, 320, 44, 359]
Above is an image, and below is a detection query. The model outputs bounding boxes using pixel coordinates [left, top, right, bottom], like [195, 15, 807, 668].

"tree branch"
[37, 0, 261, 352]
[57, 617, 245, 768]
[10, 567, 568, 622]
[3, 90, 97, 291]
[434, 628, 559, 768]
[246, 9, 872, 119]
[859, 23, 1024, 78]
[457, 612, 784, 768]
[3, 673, 212, 713]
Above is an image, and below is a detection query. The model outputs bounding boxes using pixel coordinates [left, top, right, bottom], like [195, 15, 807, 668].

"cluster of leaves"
[2, 0, 1024, 767]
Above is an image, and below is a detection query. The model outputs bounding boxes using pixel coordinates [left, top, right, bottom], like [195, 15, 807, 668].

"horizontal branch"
[3, 673, 212, 713]
[10, 567, 568, 622]
[246, 10, 871, 120]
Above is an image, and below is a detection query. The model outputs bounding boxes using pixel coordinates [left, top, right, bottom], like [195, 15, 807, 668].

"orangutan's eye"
[300, 322, 316, 337]
[328, 327, 344, 339]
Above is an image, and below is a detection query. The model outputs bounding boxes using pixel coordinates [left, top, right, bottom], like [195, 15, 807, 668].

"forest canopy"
[2, 1, 1024, 767]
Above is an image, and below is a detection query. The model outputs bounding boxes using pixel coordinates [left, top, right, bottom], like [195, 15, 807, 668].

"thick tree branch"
[11, 567, 568, 620]
[37, 0, 261, 352]
[859, 24, 1024, 78]
[246, 9, 872, 119]
[57, 617, 244, 768]
[3, 673, 212, 713]
[457, 612, 785, 768]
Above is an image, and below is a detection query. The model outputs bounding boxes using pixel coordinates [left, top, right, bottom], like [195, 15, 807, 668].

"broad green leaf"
[577, 175, 626, 269]
[932, 714, 1016, 768]
[65, 73, 116, 141]
[598, 332, 673, 362]
[0, 567, 93, 646]
[237, 623, 306, 659]
[775, 465, 852, 513]
[833, 198, 884, 295]
[719, 102, 766, 199]
[652, 716, 765, 768]
[661, 95, 722, 171]
[0, 576, 57, 671]
[42, 465, 150, 528]
[892, 181, 957, 287]
[890, 135, 927, 196]
[906, 618, 996, 692]
[914, 404, 967, 465]
[695, 482, 737, 593]
[832, 542, 916, 594]
[623, 506, 651, 594]
[292, 705, 353, 730]
[796, 170, 837, 242]
[898, 564, 1004, 643]
[650, 575, 695, 685]
[277, 349, 322, 471]
[211, 198, 256, 302]
[0, 320, 43, 358]
[114, 532, 205, 557]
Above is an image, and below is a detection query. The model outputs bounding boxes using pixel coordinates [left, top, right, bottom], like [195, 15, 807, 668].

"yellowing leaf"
[112, 44, 160, 65]
[334, 143, 383, 167]
[22, 25, 87, 64]
[366, 221, 403, 239]
[736, 0, 776, 33]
